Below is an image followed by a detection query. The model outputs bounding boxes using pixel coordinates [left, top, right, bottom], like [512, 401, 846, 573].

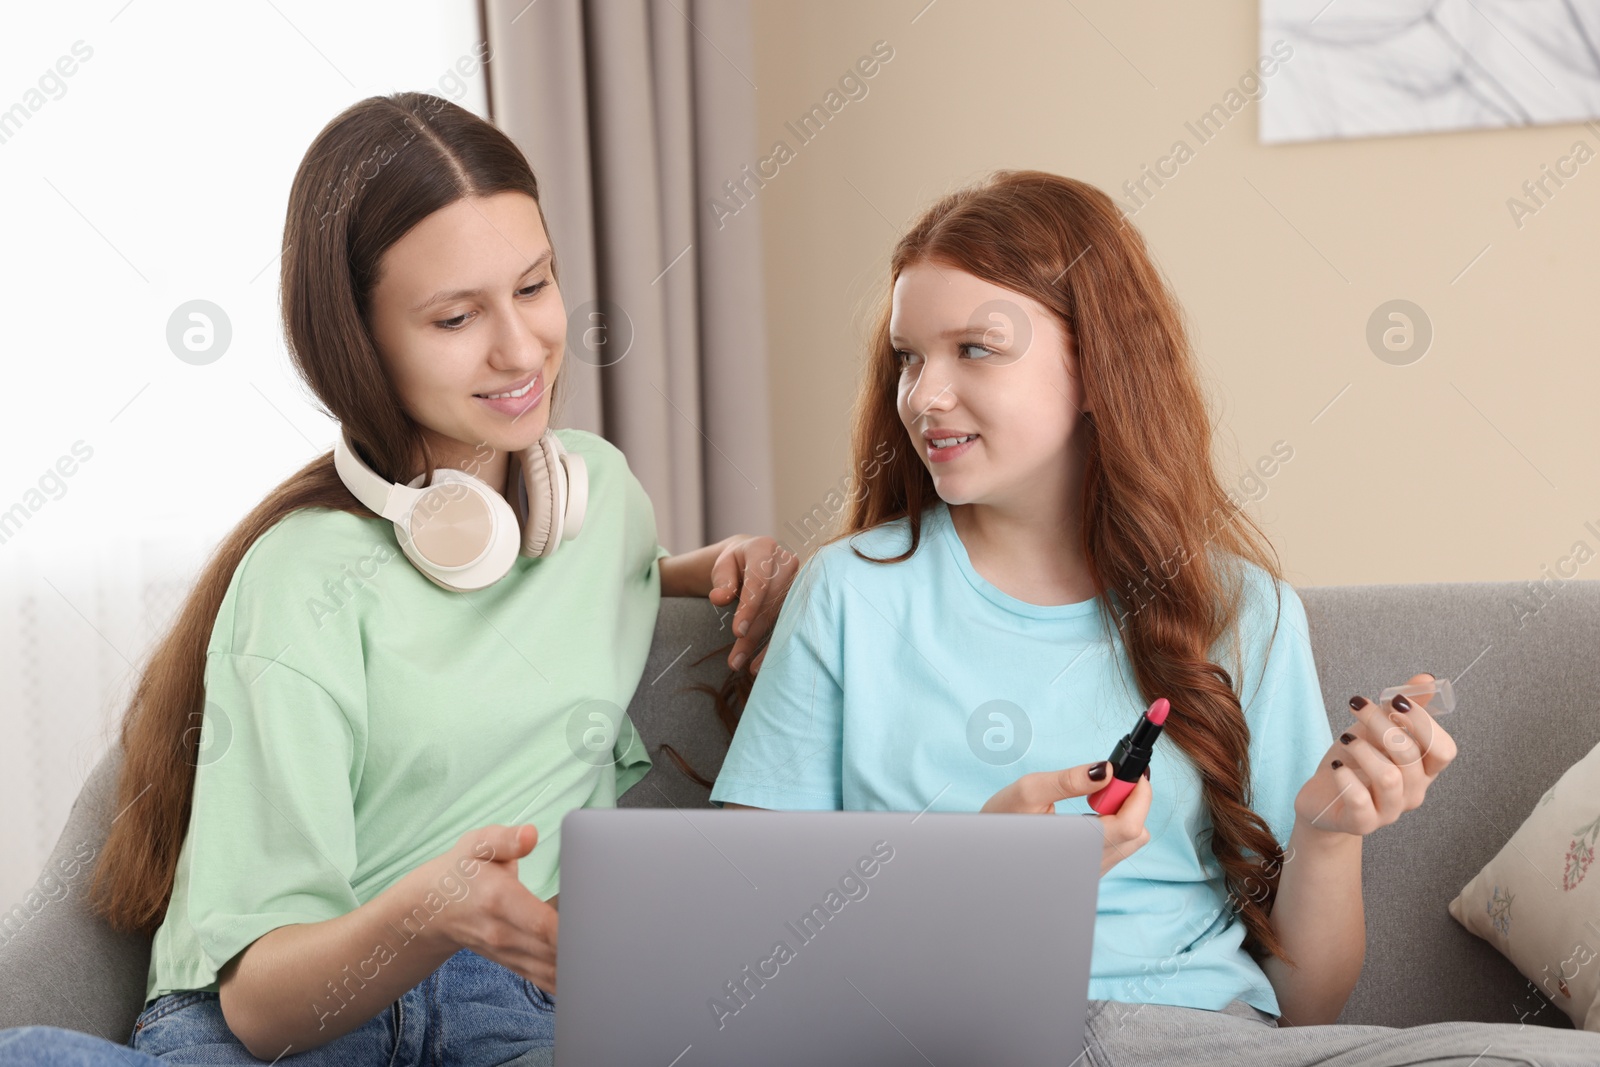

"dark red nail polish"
[1141, 765, 1151, 780]
[1088, 761, 1108, 781]
[1349, 696, 1369, 710]
[1331, 759, 1344, 769]
[1339, 732, 1355, 745]
[1393, 694, 1412, 712]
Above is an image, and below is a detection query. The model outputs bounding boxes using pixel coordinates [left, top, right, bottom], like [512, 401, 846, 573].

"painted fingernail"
[731, 653, 746, 671]
[1141, 765, 1151, 780]
[737, 619, 750, 637]
[1331, 759, 1344, 769]
[1339, 732, 1355, 745]
[1349, 696, 1369, 710]
[1392, 694, 1412, 712]
[1088, 761, 1108, 781]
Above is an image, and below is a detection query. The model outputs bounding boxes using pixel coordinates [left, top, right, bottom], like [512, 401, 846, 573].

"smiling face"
[890, 259, 1091, 515]
[366, 190, 564, 489]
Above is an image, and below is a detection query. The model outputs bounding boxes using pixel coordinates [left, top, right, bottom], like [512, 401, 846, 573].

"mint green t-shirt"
[709, 499, 1333, 1019]
[146, 428, 669, 1003]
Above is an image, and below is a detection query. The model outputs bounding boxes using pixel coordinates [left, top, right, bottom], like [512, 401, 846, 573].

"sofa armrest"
[0, 746, 151, 1042]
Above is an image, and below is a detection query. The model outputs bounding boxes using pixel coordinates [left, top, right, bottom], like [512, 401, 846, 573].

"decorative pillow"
[1449, 739, 1600, 1032]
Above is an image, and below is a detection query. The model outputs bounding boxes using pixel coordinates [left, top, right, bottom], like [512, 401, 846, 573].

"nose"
[905, 358, 956, 422]
[487, 299, 553, 374]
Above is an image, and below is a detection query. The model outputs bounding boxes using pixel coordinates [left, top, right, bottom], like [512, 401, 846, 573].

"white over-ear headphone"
[333, 426, 588, 592]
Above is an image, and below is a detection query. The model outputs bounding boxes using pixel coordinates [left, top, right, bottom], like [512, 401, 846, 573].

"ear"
[1061, 328, 1089, 416]
[1073, 378, 1092, 416]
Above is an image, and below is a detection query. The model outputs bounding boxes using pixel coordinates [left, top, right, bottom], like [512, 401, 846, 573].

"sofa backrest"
[3, 584, 1595, 1042]
[1298, 581, 1598, 1030]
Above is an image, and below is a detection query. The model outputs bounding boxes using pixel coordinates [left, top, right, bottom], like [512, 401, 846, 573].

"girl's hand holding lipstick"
[1293, 672, 1459, 837]
[981, 759, 1154, 877]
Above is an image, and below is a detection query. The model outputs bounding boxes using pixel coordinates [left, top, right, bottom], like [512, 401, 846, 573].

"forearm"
[659, 535, 738, 597]
[1260, 816, 1365, 1026]
[218, 860, 459, 1059]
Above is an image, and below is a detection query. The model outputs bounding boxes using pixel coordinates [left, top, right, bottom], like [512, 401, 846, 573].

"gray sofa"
[3, 584, 1594, 1044]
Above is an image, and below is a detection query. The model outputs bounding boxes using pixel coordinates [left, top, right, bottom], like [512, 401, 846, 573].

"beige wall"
[747, 0, 1600, 589]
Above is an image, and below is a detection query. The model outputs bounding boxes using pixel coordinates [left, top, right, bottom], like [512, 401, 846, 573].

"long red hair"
[829, 170, 1296, 967]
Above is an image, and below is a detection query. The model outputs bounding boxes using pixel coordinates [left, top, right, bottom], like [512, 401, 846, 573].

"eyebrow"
[411, 249, 552, 312]
[889, 325, 1002, 346]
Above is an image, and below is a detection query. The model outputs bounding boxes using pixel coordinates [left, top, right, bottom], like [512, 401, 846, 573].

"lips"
[474, 370, 545, 418]
[475, 370, 540, 399]
[925, 433, 979, 463]
[922, 426, 980, 444]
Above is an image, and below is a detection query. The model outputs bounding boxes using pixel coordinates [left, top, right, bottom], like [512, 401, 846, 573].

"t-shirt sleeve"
[613, 710, 652, 797]
[646, 542, 671, 593]
[183, 651, 363, 976]
[1234, 576, 1335, 852]
[709, 551, 845, 810]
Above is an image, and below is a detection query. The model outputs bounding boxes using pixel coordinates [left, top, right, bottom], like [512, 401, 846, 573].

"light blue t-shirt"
[709, 498, 1333, 1018]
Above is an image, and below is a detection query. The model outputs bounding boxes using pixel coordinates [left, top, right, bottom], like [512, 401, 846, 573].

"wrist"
[390, 854, 463, 955]
[1291, 813, 1363, 852]
[662, 535, 744, 598]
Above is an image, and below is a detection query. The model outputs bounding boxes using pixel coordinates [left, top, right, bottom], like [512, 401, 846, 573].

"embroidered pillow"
[1448, 739, 1600, 1032]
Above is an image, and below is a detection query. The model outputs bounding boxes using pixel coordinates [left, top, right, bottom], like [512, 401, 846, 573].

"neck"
[946, 472, 1096, 604]
[412, 433, 512, 500]
[950, 498, 1080, 560]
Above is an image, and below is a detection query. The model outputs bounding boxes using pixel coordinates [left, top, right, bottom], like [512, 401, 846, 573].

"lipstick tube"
[1087, 697, 1169, 815]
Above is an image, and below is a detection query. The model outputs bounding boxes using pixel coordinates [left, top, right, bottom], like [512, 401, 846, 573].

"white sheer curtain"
[0, 523, 228, 907]
[0, 1, 488, 911]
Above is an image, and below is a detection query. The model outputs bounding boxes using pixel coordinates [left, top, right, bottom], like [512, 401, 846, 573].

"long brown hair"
[89, 92, 574, 933]
[833, 171, 1294, 967]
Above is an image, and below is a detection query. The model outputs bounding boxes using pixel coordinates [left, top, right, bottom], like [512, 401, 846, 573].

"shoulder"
[211, 506, 393, 655]
[240, 506, 392, 580]
[1215, 555, 1317, 708]
[552, 427, 647, 509]
[844, 512, 921, 559]
[552, 426, 612, 455]
[1227, 556, 1307, 640]
[814, 512, 916, 569]
[792, 512, 926, 605]
[553, 427, 625, 474]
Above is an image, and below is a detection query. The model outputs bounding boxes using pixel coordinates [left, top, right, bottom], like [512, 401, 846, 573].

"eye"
[892, 347, 920, 368]
[958, 343, 997, 360]
[434, 280, 551, 331]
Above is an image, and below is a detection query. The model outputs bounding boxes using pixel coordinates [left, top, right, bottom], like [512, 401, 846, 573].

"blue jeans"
[0, 948, 555, 1066]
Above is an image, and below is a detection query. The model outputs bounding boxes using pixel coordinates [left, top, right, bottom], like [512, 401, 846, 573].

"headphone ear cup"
[560, 451, 587, 540]
[398, 469, 520, 590]
[395, 531, 486, 592]
[334, 426, 521, 591]
[515, 432, 588, 558]
[517, 435, 561, 558]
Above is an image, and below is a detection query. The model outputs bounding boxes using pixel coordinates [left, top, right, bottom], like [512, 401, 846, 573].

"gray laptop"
[555, 809, 1104, 1066]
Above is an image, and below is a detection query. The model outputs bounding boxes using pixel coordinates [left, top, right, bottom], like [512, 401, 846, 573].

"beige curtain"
[481, 0, 774, 553]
